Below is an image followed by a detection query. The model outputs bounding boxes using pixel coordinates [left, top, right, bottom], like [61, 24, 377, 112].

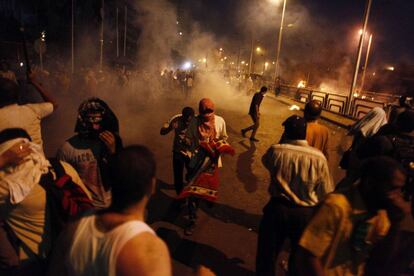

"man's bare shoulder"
[116, 232, 172, 276]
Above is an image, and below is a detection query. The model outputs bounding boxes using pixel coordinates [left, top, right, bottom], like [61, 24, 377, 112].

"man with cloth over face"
[57, 98, 122, 209]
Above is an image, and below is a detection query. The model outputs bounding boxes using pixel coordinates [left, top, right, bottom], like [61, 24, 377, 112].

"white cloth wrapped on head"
[348, 107, 388, 138]
[0, 138, 50, 204]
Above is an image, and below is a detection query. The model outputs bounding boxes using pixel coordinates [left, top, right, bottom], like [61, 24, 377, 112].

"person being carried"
[241, 86, 267, 142]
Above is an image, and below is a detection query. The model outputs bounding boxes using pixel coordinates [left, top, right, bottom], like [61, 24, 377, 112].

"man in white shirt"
[0, 73, 57, 150]
[256, 115, 334, 276]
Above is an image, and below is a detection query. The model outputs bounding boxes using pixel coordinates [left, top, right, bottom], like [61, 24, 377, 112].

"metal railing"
[266, 82, 396, 119]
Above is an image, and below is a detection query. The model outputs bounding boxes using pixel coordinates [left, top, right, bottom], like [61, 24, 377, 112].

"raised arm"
[160, 122, 174, 135]
[28, 72, 58, 109]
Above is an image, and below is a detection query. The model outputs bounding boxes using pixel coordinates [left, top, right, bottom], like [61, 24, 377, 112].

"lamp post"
[99, 0, 104, 72]
[123, 5, 127, 57]
[116, 6, 119, 58]
[273, 0, 287, 81]
[347, 0, 373, 115]
[248, 35, 254, 75]
[71, 0, 75, 74]
[360, 33, 373, 93]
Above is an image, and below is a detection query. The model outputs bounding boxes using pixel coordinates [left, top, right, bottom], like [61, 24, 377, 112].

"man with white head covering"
[0, 128, 89, 274]
[348, 107, 388, 139]
[341, 107, 388, 175]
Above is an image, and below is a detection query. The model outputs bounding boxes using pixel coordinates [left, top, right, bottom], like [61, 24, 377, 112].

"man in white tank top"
[48, 145, 172, 276]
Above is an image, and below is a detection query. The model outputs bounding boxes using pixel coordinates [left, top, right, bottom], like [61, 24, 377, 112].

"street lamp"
[347, 0, 372, 115]
[360, 33, 373, 92]
[272, 0, 287, 81]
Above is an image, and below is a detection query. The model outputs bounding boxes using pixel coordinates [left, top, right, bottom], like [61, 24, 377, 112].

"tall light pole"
[360, 33, 373, 92]
[274, 0, 287, 81]
[116, 6, 119, 58]
[347, 0, 373, 115]
[248, 34, 253, 75]
[123, 5, 127, 57]
[71, 0, 75, 74]
[99, 0, 104, 72]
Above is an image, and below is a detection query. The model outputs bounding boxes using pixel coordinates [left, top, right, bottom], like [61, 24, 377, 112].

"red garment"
[178, 140, 235, 201]
[198, 98, 216, 141]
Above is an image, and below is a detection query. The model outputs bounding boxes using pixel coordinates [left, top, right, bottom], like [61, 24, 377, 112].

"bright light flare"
[386, 66, 395, 71]
[19, 62, 24, 67]
[289, 105, 300, 111]
[256, 47, 261, 52]
[182, 61, 192, 70]
[41, 31, 46, 42]
[268, 0, 282, 5]
[202, 58, 207, 63]
[241, 61, 245, 64]
[297, 80, 306, 88]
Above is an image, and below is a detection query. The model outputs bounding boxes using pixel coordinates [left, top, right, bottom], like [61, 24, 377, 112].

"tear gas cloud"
[39, 0, 396, 155]
[41, 0, 245, 156]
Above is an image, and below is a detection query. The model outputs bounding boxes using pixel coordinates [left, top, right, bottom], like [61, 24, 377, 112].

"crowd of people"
[0, 62, 413, 276]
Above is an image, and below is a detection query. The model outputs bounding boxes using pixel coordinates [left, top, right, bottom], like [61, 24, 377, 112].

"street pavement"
[43, 88, 351, 276]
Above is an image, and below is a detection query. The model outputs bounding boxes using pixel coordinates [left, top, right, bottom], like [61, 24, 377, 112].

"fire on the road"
[297, 80, 306, 88]
[289, 104, 300, 111]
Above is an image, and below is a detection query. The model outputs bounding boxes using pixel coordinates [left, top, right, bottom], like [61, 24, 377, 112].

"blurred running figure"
[241, 86, 267, 142]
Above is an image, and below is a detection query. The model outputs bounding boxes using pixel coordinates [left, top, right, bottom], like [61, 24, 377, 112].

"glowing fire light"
[386, 66, 395, 71]
[297, 80, 306, 88]
[289, 105, 300, 111]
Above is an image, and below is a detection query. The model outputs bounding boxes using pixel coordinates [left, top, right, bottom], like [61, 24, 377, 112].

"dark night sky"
[178, 0, 414, 67]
